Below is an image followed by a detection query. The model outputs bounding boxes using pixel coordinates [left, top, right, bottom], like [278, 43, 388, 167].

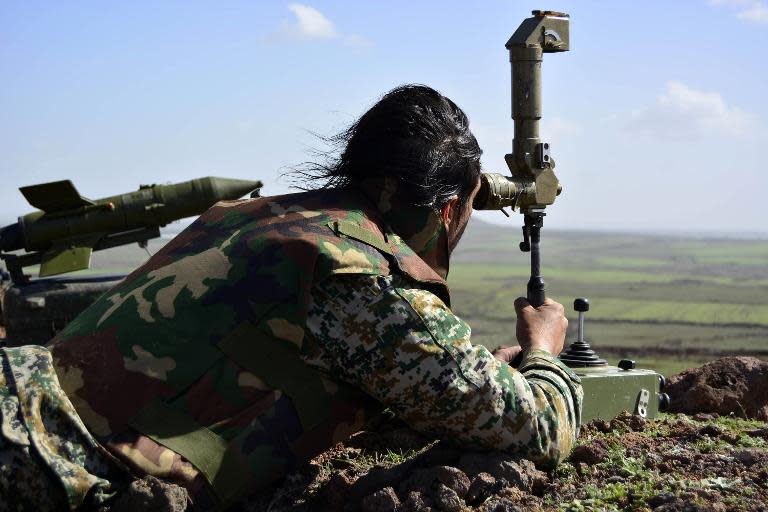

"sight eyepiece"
[473, 172, 561, 212]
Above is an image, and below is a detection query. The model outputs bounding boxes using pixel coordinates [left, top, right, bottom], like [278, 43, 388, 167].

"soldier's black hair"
[292, 84, 482, 210]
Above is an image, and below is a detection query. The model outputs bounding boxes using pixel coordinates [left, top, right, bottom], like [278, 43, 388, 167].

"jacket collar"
[358, 178, 450, 280]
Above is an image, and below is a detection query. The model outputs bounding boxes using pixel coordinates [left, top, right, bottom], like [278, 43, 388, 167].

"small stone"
[361, 486, 400, 512]
[483, 498, 524, 512]
[644, 453, 662, 469]
[647, 492, 676, 507]
[401, 490, 432, 512]
[434, 466, 471, 498]
[465, 472, 498, 505]
[432, 482, 464, 512]
[698, 424, 724, 437]
[569, 439, 609, 465]
[592, 418, 611, 433]
[628, 413, 647, 431]
[693, 412, 720, 421]
[458, 453, 546, 493]
[733, 448, 764, 466]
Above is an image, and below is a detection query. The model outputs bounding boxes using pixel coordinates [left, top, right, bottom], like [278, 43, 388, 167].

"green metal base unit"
[575, 366, 662, 423]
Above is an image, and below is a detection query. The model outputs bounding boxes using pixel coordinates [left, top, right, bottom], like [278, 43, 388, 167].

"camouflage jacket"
[47, 180, 582, 509]
[48, 183, 454, 509]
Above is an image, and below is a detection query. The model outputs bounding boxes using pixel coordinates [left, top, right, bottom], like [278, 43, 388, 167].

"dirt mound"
[241, 411, 767, 511]
[666, 356, 768, 421]
[310, 451, 547, 511]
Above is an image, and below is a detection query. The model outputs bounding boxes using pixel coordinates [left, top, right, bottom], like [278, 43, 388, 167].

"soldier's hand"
[514, 297, 568, 356]
[492, 345, 523, 364]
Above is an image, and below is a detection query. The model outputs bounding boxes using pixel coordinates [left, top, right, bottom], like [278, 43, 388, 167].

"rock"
[361, 487, 400, 512]
[109, 476, 190, 512]
[661, 450, 694, 466]
[647, 492, 676, 507]
[457, 453, 546, 493]
[434, 466, 471, 498]
[569, 438, 609, 465]
[732, 448, 765, 466]
[481, 487, 541, 512]
[592, 418, 612, 433]
[644, 452, 663, 469]
[432, 482, 464, 512]
[398, 465, 470, 499]
[401, 490, 433, 512]
[666, 357, 768, 420]
[483, 500, 524, 512]
[697, 424, 724, 437]
[465, 473, 502, 506]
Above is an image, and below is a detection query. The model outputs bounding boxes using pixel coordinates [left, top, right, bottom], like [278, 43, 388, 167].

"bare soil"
[234, 357, 768, 512]
[231, 412, 767, 512]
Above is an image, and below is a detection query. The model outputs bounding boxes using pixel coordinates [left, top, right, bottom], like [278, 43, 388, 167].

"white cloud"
[709, 0, 768, 24]
[737, 2, 768, 22]
[625, 81, 753, 139]
[269, 4, 371, 48]
[287, 4, 338, 39]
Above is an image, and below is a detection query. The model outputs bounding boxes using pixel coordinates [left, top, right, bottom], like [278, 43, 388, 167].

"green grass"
[449, 223, 768, 373]
[449, 262, 758, 286]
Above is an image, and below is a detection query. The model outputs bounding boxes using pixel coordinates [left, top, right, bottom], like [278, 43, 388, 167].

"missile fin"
[39, 236, 99, 277]
[20, 180, 95, 213]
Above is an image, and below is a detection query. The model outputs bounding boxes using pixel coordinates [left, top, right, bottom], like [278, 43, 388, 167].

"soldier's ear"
[440, 196, 460, 227]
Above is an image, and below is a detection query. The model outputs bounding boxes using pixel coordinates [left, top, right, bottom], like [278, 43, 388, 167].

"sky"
[1, 0, 767, 235]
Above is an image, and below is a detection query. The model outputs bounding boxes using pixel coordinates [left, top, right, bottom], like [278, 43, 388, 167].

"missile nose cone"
[206, 177, 263, 201]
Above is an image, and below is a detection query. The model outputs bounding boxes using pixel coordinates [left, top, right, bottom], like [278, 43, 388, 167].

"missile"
[0, 177, 261, 278]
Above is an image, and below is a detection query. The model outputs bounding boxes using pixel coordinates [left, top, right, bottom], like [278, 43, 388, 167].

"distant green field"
[20, 223, 766, 377]
[449, 221, 768, 376]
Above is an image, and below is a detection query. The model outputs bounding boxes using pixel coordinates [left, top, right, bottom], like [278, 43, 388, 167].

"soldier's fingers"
[542, 298, 564, 312]
[514, 297, 532, 314]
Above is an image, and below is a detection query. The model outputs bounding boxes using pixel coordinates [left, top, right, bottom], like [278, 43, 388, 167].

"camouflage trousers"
[0, 346, 128, 511]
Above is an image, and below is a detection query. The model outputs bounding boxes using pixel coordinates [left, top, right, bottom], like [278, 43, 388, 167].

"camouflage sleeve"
[302, 274, 583, 467]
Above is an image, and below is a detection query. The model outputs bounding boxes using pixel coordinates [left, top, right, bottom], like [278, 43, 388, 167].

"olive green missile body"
[0, 177, 261, 280]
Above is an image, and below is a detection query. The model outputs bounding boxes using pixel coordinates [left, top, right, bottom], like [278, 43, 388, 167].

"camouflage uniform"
[0, 346, 126, 511]
[0, 179, 582, 510]
[303, 273, 582, 466]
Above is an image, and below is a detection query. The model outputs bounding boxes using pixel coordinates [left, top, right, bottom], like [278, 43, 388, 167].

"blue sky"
[1, 0, 766, 234]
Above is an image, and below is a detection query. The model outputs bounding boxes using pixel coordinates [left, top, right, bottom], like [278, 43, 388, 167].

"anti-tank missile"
[0, 176, 261, 280]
